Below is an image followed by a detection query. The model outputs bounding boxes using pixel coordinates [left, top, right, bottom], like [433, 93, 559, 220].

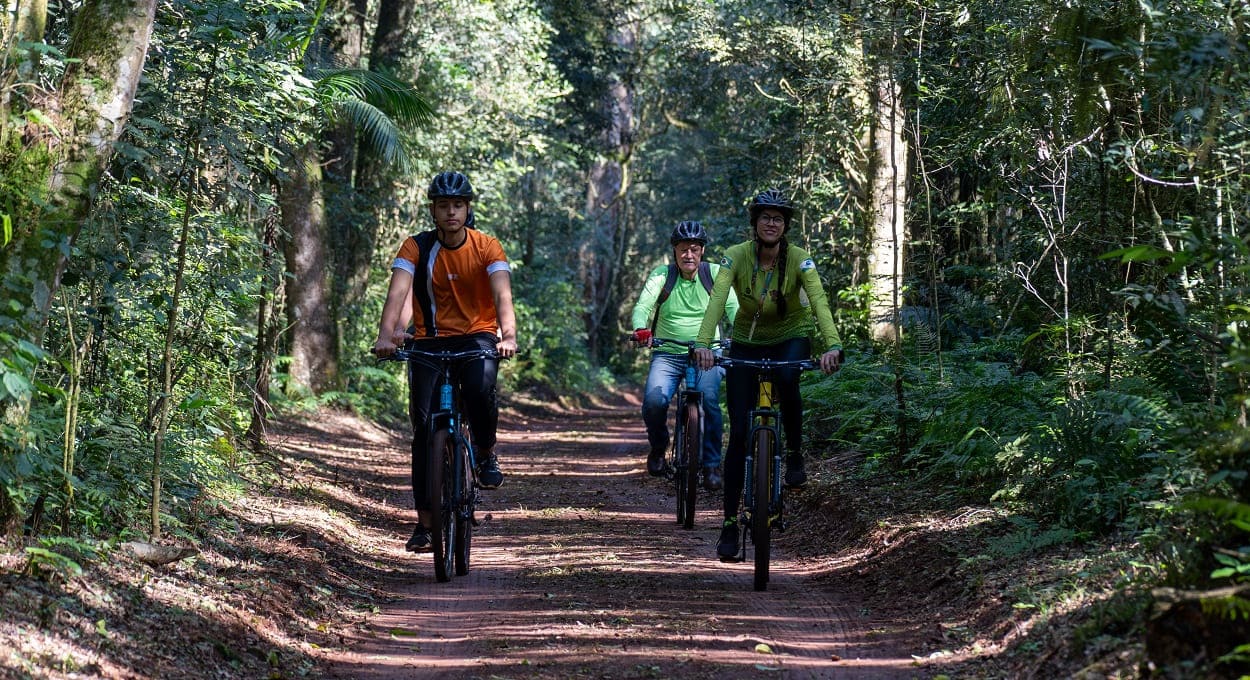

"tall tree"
[279, 0, 427, 397]
[0, 0, 157, 535]
[865, 45, 908, 343]
[580, 16, 637, 362]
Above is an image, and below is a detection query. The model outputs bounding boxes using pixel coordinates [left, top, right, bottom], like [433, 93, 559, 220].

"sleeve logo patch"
[800, 258, 816, 271]
[721, 256, 733, 267]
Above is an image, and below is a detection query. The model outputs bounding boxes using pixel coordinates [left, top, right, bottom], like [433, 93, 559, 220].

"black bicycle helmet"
[427, 171, 475, 201]
[748, 189, 794, 224]
[670, 220, 709, 246]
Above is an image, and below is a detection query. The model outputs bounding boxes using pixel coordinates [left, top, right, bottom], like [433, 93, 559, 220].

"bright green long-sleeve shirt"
[696, 241, 841, 351]
[631, 263, 739, 354]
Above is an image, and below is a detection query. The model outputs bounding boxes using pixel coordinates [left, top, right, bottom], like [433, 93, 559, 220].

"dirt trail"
[298, 398, 930, 679]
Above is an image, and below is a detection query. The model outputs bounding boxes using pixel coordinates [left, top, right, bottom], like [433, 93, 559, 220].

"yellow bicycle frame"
[757, 379, 775, 410]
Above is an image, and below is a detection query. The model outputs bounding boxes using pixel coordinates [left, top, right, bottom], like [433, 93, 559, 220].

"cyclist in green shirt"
[693, 190, 842, 560]
[630, 221, 739, 490]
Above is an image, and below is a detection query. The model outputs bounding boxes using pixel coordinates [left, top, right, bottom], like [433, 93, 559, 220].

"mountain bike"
[715, 355, 819, 591]
[630, 337, 725, 529]
[384, 347, 498, 582]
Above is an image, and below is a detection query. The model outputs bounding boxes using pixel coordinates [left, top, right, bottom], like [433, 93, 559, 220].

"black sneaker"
[716, 518, 740, 560]
[702, 465, 723, 491]
[646, 448, 667, 477]
[478, 449, 503, 490]
[784, 453, 807, 488]
[406, 525, 431, 552]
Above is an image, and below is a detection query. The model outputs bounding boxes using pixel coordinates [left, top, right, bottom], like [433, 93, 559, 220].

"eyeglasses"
[757, 215, 785, 226]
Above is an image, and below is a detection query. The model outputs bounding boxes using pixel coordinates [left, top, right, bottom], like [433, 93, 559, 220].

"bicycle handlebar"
[714, 356, 820, 372]
[624, 334, 728, 351]
[652, 337, 729, 350]
[378, 347, 501, 363]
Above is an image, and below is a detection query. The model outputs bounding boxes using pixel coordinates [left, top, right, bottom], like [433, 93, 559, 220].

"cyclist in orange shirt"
[373, 171, 518, 552]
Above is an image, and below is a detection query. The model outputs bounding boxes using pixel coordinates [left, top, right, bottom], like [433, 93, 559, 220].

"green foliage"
[312, 67, 432, 170]
[3, 0, 1249, 643]
[994, 390, 1181, 530]
[511, 271, 604, 394]
[1185, 498, 1250, 586]
[22, 536, 100, 581]
[807, 335, 1196, 535]
[984, 517, 1081, 559]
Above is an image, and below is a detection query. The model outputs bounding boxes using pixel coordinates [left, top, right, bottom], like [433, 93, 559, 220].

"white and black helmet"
[427, 171, 475, 201]
[670, 220, 709, 246]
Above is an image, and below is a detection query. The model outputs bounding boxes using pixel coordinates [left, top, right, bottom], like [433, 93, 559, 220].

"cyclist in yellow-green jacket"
[693, 189, 843, 560]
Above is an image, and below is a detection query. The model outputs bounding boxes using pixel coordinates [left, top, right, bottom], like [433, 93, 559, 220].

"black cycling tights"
[722, 337, 810, 520]
[406, 332, 499, 509]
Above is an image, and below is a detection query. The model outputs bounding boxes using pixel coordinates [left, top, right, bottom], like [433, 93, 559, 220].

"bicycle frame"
[716, 355, 817, 591]
[651, 338, 706, 528]
[640, 337, 726, 529]
[746, 374, 779, 519]
[385, 346, 498, 582]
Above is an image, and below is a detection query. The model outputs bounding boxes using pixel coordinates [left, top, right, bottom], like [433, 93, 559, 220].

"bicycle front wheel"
[429, 429, 455, 583]
[751, 427, 775, 591]
[679, 401, 701, 530]
[454, 427, 474, 576]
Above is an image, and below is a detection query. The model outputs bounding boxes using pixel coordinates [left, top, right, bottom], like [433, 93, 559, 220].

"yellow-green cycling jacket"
[695, 240, 841, 353]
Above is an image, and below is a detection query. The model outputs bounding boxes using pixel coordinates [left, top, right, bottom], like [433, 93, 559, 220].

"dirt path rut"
[314, 399, 928, 679]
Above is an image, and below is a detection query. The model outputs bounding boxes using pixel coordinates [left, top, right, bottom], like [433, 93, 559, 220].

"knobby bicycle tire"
[454, 423, 473, 576]
[429, 429, 455, 583]
[672, 403, 688, 527]
[680, 401, 701, 530]
[752, 427, 774, 591]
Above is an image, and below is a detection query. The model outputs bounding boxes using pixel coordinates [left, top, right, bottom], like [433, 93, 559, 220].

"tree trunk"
[280, 141, 335, 396]
[0, 0, 156, 537]
[0, 0, 47, 123]
[369, 0, 417, 68]
[580, 20, 636, 363]
[0, 0, 156, 348]
[246, 214, 282, 453]
[325, 0, 417, 374]
[151, 163, 197, 539]
[322, 0, 367, 185]
[866, 64, 908, 344]
[280, 0, 373, 397]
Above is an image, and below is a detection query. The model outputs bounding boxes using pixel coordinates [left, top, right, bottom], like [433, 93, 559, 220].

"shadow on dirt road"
[308, 399, 934, 679]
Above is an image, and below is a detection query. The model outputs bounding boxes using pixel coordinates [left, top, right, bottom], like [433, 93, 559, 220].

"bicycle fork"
[742, 421, 787, 539]
[439, 382, 480, 528]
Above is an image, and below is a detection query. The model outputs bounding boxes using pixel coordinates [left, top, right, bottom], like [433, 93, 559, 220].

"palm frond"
[312, 68, 432, 126]
[334, 98, 412, 172]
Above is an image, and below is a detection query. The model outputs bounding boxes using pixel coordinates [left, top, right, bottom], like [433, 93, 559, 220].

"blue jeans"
[642, 352, 725, 468]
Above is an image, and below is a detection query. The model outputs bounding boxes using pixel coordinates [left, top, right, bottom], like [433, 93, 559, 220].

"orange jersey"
[393, 229, 511, 337]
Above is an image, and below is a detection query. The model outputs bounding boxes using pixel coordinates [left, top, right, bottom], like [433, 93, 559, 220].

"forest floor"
[0, 388, 1153, 679]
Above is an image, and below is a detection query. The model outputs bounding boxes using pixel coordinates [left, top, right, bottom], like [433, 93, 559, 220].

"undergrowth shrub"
[994, 389, 1182, 531]
[806, 335, 1198, 535]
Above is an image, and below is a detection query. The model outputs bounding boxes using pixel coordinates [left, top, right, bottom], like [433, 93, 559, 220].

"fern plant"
[998, 389, 1182, 531]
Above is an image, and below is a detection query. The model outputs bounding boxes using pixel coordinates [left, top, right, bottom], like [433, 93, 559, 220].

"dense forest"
[3, 0, 1250, 675]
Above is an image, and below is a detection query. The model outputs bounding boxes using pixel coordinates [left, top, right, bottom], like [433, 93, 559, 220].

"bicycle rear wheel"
[679, 401, 701, 530]
[429, 429, 455, 583]
[454, 427, 474, 576]
[751, 427, 774, 591]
